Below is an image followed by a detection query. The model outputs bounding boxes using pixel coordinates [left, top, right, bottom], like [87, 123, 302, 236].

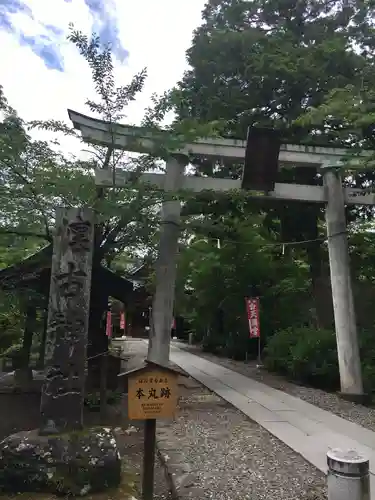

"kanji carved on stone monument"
[67, 216, 93, 253]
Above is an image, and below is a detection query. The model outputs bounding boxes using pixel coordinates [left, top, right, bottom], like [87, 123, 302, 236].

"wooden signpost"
[127, 363, 179, 420]
[120, 362, 180, 500]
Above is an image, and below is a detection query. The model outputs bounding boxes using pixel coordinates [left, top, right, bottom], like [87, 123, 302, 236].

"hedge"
[264, 326, 375, 393]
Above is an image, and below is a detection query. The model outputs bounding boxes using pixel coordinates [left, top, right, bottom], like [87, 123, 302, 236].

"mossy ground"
[0, 460, 137, 500]
[0, 396, 171, 499]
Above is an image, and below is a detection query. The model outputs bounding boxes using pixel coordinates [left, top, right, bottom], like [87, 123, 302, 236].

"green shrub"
[0, 331, 22, 356]
[223, 330, 251, 360]
[264, 327, 303, 375]
[202, 328, 254, 360]
[265, 327, 340, 390]
[1, 343, 24, 369]
[84, 390, 122, 411]
[287, 329, 339, 389]
[265, 326, 375, 393]
[202, 330, 223, 354]
[2, 343, 23, 357]
[359, 329, 375, 394]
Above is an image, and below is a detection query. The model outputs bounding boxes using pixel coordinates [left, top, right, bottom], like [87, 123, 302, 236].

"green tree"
[172, 0, 375, 328]
[0, 27, 164, 359]
[175, 204, 312, 357]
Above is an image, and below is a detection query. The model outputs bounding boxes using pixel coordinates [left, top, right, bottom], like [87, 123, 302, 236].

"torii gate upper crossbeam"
[68, 109, 372, 170]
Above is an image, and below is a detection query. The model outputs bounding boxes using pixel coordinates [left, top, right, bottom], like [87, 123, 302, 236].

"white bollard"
[327, 449, 370, 500]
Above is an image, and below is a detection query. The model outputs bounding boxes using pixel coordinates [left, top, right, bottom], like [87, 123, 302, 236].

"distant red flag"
[120, 311, 126, 330]
[245, 297, 260, 338]
[171, 317, 176, 329]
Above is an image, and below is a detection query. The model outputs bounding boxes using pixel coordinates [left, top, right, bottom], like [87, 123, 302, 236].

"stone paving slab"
[169, 345, 375, 497]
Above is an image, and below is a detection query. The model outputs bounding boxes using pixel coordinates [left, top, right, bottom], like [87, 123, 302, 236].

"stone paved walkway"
[169, 344, 375, 496]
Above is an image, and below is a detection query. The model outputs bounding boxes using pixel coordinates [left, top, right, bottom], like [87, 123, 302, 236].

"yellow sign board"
[128, 367, 178, 420]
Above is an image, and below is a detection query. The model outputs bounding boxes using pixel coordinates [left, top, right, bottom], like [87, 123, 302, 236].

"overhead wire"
[186, 230, 357, 252]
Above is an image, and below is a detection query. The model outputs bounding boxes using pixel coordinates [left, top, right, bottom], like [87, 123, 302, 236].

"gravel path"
[157, 383, 326, 500]
[176, 343, 375, 432]
[121, 340, 326, 499]
[117, 424, 172, 500]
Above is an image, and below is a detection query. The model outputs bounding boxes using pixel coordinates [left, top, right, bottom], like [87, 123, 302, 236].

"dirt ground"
[0, 393, 41, 440]
[0, 391, 172, 500]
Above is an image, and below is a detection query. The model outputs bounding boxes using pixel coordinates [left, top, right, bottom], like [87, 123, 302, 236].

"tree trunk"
[88, 283, 108, 358]
[279, 167, 334, 329]
[307, 241, 334, 329]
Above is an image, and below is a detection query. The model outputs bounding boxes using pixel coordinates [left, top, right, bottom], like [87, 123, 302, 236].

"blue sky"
[0, 0, 206, 152]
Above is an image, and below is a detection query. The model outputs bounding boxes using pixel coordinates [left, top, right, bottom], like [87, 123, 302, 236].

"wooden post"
[124, 363, 180, 500]
[39, 207, 94, 435]
[21, 303, 36, 369]
[324, 169, 364, 397]
[37, 295, 49, 370]
[100, 351, 108, 424]
[143, 419, 156, 500]
[14, 300, 37, 385]
[147, 155, 187, 365]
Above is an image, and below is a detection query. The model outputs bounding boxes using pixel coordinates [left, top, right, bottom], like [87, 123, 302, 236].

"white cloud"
[0, 0, 206, 156]
[115, 0, 206, 124]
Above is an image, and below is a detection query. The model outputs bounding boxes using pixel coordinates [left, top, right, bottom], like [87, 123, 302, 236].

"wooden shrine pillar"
[21, 303, 37, 369]
[37, 294, 49, 370]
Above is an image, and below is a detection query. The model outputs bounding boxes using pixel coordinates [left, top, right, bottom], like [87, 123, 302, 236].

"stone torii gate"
[69, 109, 375, 401]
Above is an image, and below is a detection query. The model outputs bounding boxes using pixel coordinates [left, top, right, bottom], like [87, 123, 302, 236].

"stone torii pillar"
[147, 155, 188, 365]
[324, 168, 363, 399]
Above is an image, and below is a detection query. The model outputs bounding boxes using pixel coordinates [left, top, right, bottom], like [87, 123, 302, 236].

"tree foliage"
[175, 0, 374, 137]
[0, 27, 163, 354]
[0, 27, 163, 269]
[175, 209, 312, 357]
[169, 0, 375, 334]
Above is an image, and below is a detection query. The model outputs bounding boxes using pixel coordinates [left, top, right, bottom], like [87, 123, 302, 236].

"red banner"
[245, 297, 260, 338]
[171, 317, 176, 330]
[120, 311, 126, 330]
[106, 311, 112, 338]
